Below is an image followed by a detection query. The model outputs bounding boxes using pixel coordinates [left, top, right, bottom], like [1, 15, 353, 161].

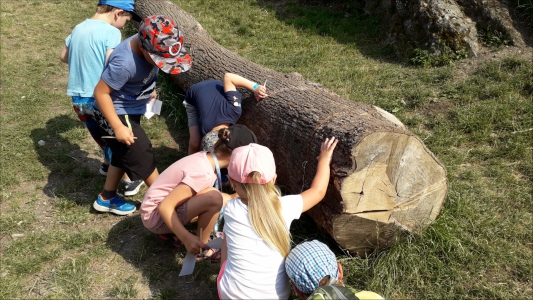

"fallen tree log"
[135, 0, 448, 255]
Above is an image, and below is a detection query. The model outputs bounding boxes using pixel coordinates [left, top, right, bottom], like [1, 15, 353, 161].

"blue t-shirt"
[66, 19, 121, 97]
[185, 79, 242, 136]
[98, 34, 158, 115]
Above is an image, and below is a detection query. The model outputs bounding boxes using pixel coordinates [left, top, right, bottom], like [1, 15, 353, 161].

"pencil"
[101, 136, 138, 139]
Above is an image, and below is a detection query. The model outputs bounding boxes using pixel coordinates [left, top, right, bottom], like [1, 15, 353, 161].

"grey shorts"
[148, 201, 189, 234]
[183, 100, 198, 127]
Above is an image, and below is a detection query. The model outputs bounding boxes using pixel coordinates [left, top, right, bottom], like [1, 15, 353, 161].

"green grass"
[1, 0, 532, 299]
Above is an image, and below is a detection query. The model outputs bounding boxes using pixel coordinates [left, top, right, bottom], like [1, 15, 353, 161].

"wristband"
[252, 83, 259, 91]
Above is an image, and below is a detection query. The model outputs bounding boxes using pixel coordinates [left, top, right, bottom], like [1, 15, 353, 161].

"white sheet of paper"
[178, 238, 224, 276]
[206, 237, 223, 249]
[179, 253, 197, 276]
[144, 99, 162, 119]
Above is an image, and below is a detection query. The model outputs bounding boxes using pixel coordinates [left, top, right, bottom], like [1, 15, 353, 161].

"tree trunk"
[135, 0, 448, 255]
[365, 0, 528, 59]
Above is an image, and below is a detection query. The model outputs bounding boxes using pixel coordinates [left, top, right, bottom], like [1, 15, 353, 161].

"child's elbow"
[316, 188, 327, 200]
[158, 201, 170, 215]
[59, 47, 69, 63]
[223, 72, 232, 82]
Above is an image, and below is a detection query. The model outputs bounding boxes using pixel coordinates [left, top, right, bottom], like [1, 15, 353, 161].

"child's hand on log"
[254, 85, 268, 101]
[317, 137, 338, 164]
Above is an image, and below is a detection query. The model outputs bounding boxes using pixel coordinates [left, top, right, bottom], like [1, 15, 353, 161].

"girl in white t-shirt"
[140, 124, 257, 258]
[217, 138, 338, 299]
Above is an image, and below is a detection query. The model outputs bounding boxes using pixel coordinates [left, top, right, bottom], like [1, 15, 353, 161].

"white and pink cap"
[228, 143, 276, 184]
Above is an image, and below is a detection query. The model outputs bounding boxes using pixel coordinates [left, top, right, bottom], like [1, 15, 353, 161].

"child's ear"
[272, 174, 277, 184]
[114, 9, 124, 19]
[229, 177, 236, 189]
[337, 263, 344, 281]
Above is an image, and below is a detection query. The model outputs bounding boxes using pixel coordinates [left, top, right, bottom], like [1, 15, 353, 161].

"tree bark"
[365, 0, 528, 59]
[135, 0, 448, 255]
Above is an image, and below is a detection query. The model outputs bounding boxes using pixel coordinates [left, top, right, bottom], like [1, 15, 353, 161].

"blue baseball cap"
[98, 0, 134, 12]
[285, 240, 339, 295]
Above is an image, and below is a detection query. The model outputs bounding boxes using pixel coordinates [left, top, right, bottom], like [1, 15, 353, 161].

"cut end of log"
[336, 131, 448, 254]
[373, 106, 407, 130]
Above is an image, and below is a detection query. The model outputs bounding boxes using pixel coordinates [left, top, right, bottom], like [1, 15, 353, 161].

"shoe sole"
[93, 201, 135, 216]
[124, 181, 145, 196]
[99, 169, 107, 176]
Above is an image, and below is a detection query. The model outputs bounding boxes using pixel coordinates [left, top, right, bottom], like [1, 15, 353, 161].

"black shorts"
[94, 109, 156, 181]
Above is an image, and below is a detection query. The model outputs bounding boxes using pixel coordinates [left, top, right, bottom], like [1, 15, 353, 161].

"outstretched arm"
[300, 137, 338, 212]
[223, 73, 268, 101]
[60, 45, 69, 64]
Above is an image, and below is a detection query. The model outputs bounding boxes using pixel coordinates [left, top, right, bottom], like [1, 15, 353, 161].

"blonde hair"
[96, 5, 133, 17]
[233, 172, 291, 257]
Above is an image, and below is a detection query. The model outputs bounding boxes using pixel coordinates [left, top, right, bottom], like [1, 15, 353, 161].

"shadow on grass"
[104, 207, 342, 299]
[258, 0, 398, 63]
[29, 114, 105, 204]
[29, 114, 190, 208]
[106, 215, 220, 299]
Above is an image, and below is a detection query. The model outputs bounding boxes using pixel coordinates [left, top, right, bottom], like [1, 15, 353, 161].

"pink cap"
[228, 143, 276, 184]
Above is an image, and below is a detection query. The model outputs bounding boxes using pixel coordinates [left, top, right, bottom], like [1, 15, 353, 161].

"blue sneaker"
[93, 194, 136, 215]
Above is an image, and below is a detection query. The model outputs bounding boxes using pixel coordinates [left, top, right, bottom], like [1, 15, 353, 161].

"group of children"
[61, 1, 383, 299]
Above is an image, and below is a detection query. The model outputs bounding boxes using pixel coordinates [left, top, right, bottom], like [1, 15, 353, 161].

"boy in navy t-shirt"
[183, 73, 268, 154]
[92, 15, 192, 215]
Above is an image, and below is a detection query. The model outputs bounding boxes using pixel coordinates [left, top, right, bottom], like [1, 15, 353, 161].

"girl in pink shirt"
[140, 124, 257, 258]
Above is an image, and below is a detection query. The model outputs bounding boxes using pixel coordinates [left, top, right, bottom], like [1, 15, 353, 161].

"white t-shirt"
[218, 194, 303, 299]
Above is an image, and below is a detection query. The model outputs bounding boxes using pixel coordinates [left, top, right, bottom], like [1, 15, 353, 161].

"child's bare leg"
[184, 188, 222, 244]
[123, 173, 131, 181]
[188, 125, 201, 155]
[104, 165, 125, 192]
[143, 168, 159, 187]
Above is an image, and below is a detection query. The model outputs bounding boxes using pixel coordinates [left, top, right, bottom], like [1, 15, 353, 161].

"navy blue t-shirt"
[185, 79, 242, 136]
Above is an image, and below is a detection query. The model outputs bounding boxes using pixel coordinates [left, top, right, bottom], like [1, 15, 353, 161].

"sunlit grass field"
[1, 0, 531, 299]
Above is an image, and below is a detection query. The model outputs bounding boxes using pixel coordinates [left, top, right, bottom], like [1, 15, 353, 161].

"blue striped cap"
[285, 240, 339, 295]
[98, 0, 134, 12]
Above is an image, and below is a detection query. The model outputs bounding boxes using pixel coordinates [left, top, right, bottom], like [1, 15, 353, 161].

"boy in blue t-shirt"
[92, 15, 192, 215]
[60, 0, 144, 196]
